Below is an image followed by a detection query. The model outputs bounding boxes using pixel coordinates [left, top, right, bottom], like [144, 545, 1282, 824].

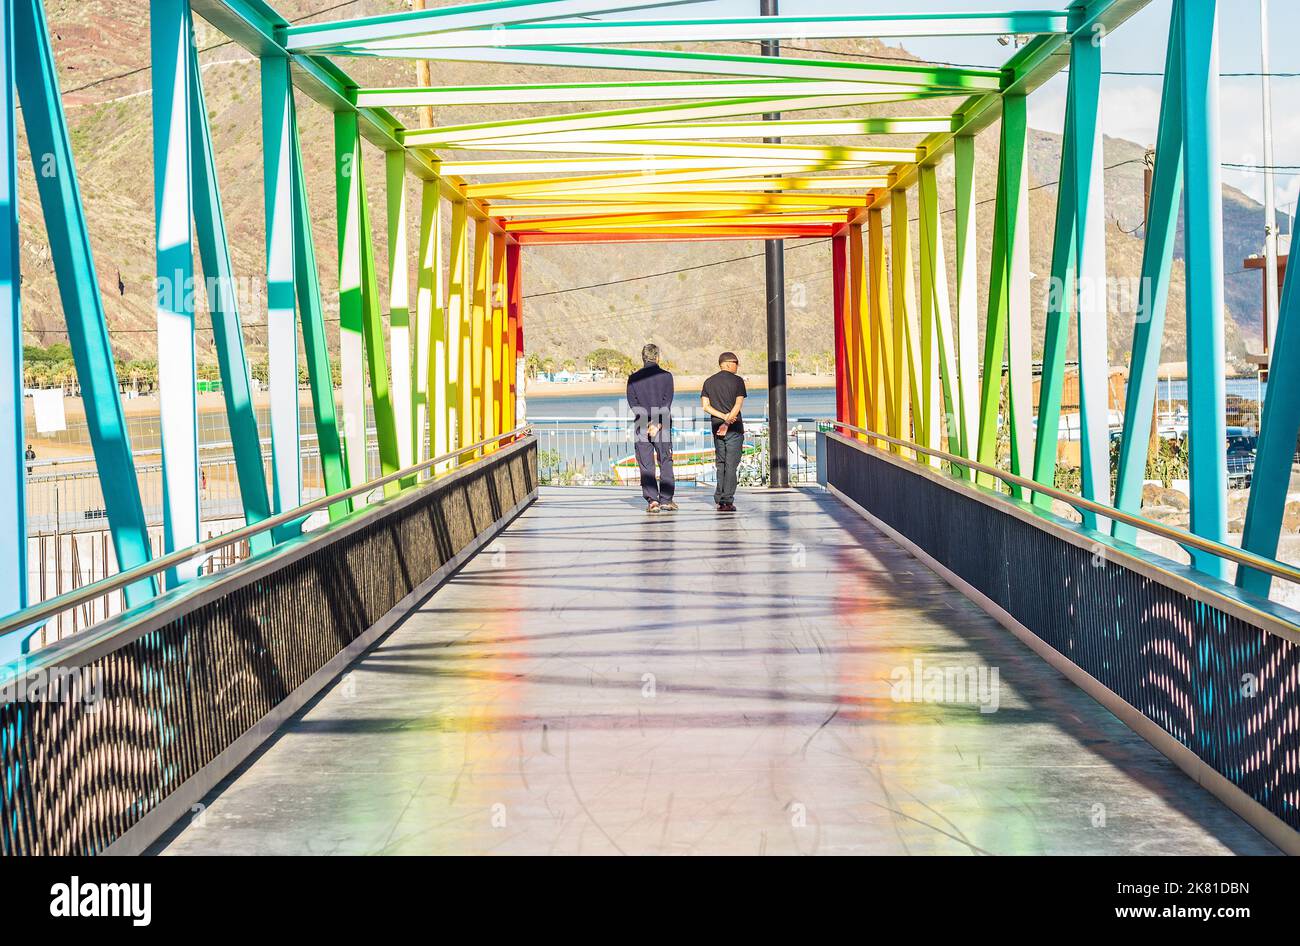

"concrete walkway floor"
[159, 487, 1277, 855]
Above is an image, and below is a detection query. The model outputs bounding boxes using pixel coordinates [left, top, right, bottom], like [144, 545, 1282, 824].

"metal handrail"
[830, 421, 1300, 588]
[0, 425, 533, 640]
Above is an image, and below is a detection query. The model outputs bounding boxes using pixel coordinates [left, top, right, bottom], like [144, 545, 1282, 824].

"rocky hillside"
[18, 1, 1260, 377]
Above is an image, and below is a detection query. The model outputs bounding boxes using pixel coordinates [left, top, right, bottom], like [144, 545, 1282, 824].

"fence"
[823, 427, 1300, 853]
[0, 434, 537, 855]
[531, 416, 827, 487]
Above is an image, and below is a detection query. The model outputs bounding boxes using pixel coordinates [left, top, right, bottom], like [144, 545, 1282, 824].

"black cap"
[718, 351, 739, 365]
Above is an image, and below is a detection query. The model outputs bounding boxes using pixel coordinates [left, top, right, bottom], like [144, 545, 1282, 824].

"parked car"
[1227, 433, 1257, 489]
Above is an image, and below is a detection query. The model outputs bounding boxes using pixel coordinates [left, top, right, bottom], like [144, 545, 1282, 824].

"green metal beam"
[1031, 90, 1078, 507]
[358, 80, 955, 108]
[386, 149, 415, 475]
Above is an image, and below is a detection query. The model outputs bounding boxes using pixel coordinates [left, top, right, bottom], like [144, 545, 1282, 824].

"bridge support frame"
[1180, 0, 1229, 578]
[151, 0, 201, 585]
[13, 0, 155, 610]
[1114, 2, 1186, 543]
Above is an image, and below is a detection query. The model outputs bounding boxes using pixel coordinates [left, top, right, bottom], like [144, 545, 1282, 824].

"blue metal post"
[0, 0, 24, 656]
[1069, 27, 1110, 528]
[14, 0, 154, 605]
[151, 0, 200, 586]
[261, 55, 301, 517]
[1238, 221, 1300, 595]
[1114, 5, 1185, 544]
[1180, 0, 1228, 578]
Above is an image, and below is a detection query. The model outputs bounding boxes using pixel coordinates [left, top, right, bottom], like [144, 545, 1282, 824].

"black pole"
[760, 0, 789, 487]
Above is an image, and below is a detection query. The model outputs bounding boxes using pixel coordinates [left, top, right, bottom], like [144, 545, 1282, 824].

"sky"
[605, 1, 1300, 230]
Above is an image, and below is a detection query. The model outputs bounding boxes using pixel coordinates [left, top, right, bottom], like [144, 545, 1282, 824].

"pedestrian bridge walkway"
[157, 487, 1275, 855]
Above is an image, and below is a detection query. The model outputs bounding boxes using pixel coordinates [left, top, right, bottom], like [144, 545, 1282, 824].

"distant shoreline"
[527, 373, 835, 398]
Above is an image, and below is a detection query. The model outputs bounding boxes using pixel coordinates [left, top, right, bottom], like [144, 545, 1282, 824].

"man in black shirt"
[626, 343, 676, 512]
[701, 351, 747, 512]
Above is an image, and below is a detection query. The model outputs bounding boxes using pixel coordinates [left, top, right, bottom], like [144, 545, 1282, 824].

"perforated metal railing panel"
[0, 440, 536, 855]
[826, 435, 1300, 834]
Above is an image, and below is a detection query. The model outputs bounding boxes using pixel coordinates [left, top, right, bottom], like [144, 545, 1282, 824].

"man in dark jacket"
[701, 351, 747, 512]
[626, 343, 676, 512]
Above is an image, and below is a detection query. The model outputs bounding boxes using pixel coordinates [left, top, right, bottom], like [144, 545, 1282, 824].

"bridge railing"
[823, 424, 1300, 854]
[0, 429, 536, 855]
[529, 416, 824, 487]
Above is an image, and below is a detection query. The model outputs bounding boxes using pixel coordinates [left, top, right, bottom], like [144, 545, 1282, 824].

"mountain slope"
[19, 1, 1259, 379]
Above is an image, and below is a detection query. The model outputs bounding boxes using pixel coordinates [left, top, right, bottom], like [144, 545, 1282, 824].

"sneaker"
[660, 501, 679, 511]
[719, 502, 737, 512]
[647, 501, 661, 514]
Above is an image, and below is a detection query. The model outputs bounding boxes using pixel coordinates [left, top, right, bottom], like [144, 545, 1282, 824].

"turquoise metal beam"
[0, 0, 24, 652]
[1031, 90, 1078, 509]
[261, 55, 301, 516]
[289, 89, 349, 520]
[1071, 29, 1109, 529]
[190, 38, 272, 554]
[1180, 0, 1228, 578]
[358, 12, 1071, 49]
[14, 0, 154, 605]
[285, 0, 693, 50]
[2, 55, 32, 662]
[330, 45, 1003, 93]
[1114, 4, 1185, 543]
[151, 0, 200, 586]
[1238, 221, 1300, 595]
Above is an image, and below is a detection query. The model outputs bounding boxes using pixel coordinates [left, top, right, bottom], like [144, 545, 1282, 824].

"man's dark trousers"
[635, 437, 674, 503]
[713, 429, 743, 505]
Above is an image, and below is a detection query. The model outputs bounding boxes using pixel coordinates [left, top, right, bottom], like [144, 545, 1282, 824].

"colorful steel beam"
[288, 88, 349, 520]
[260, 53, 300, 524]
[13, 0, 1296, 638]
[1180, 0, 1229, 577]
[338, 12, 1069, 50]
[151, 0, 200, 585]
[196, 45, 272, 549]
[14, 0, 154, 606]
[361, 81, 954, 108]
[1114, 4, 1185, 543]
[0, 0, 22, 631]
